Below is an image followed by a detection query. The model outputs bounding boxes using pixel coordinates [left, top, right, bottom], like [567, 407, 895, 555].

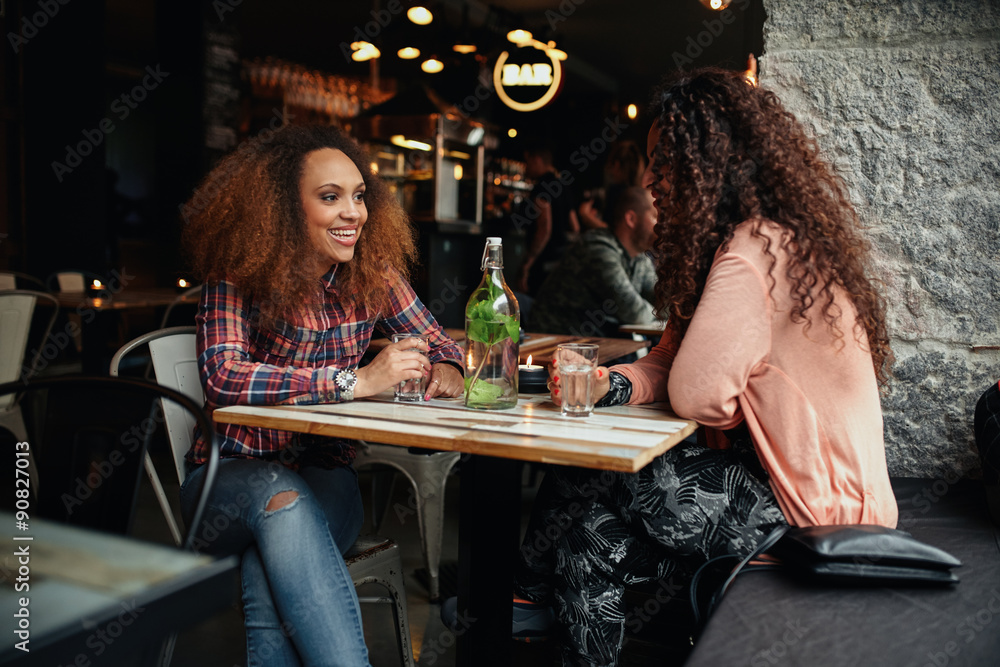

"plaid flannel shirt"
[188, 265, 464, 468]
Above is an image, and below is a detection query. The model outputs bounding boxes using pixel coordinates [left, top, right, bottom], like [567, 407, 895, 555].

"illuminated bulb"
[627, 104, 638, 120]
[397, 47, 420, 59]
[421, 58, 443, 73]
[370, 162, 379, 174]
[350, 41, 380, 62]
[453, 43, 477, 54]
[390, 135, 433, 151]
[407, 6, 433, 25]
[177, 278, 189, 288]
[507, 29, 532, 45]
[92, 279, 103, 288]
[699, 0, 732, 9]
[507, 128, 517, 138]
[548, 47, 567, 61]
[453, 164, 463, 180]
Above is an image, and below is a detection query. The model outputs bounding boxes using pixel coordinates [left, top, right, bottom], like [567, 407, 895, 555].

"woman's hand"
[354, 337, 431, 399]
[424, 363, 463, 401]
[548, 357, 611, 408]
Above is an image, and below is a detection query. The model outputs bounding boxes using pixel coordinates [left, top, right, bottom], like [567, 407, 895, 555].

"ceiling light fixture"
[506, 29, 532, 45]
[397, 47, 421, 59]
[407, 5, 433, 25]
[350, 41, 381, 62]
[453, 43, 477, 54]
[627, 104, 638, 120]
[421, 58, 443, 74]
[698, 0, 732, 10]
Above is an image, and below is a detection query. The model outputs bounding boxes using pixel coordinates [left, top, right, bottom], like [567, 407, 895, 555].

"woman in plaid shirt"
[179, 125, 464, 666]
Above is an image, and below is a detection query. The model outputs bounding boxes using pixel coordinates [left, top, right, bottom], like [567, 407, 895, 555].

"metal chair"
[0, 290, 59, 495]
[0, 271, 47, 291]
[0, 375, 221, 667]
[111, 327, 415, 666]
[353, 443, 461, 600]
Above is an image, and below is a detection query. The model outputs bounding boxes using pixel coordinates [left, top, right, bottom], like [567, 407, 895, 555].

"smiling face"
[300, 148, 367, 271]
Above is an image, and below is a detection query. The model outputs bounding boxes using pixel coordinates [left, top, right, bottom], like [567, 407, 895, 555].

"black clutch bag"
[769, 524, 961, 584]
[691, 524, 962, 631]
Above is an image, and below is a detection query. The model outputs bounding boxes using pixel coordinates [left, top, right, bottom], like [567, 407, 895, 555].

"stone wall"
[760, 0, 1000, 478]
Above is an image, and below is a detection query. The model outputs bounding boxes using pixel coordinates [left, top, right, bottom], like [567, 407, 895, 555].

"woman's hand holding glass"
[355, 336, 463, 400]
[548, 354, 611, 413]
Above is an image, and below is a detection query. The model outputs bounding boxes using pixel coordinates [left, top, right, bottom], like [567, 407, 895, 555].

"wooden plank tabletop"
[213, 393, 698, 473]
[369, 330, 648, 367]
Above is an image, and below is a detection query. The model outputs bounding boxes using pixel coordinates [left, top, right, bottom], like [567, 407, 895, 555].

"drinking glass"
[393, 333, 429, 402]
[555, 343, 599, 417]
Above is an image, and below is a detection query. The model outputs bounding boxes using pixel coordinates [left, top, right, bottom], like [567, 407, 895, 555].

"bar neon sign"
[493, 49, 562, 112]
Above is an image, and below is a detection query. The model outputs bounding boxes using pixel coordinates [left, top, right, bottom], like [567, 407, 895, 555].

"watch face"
[337, 369, 357, 390]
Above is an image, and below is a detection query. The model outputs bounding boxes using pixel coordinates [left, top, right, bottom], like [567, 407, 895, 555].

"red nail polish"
[553, 375, 559, 383]
[597, 369, 604, 378]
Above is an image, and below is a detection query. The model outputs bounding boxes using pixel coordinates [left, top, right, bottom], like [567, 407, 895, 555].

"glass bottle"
[464, 237, 520, 409]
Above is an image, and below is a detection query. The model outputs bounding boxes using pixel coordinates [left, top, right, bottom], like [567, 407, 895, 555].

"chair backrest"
[0, 272, 47, 291]
[111, 327, 200, 484]
[150, 332, 201, 484]
[0, 291, 58, 411]
[55, 272, 87, 292]
[0, 375, 219, 550]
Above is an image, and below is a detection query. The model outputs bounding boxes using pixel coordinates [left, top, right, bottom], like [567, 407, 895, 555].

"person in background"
[514, 67, 897, 664]
[528, 186, 659, 337]
[974, 380, 1000, 525]
[516, 141, 580, 295]
[576, 140, 647, 231]
[180, 124, 463, 666]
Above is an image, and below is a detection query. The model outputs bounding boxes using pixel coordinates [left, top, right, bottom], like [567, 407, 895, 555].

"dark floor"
[131, 448, 693, 667]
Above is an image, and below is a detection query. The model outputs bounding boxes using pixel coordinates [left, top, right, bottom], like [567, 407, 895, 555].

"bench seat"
[684, 478, 1000, 666]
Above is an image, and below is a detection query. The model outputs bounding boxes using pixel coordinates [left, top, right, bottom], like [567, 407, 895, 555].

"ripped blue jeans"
[180, 458, 369, 667]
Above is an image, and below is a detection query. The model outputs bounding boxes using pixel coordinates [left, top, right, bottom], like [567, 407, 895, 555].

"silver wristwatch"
[335, 368, 358, 401]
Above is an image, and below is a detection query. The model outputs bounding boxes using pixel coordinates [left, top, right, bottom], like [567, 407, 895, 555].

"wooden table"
[0, 513, 238, 665]
[214, 393, 698, 664]
[49, 288, 199, 373]
[369, 329, 649, 367]
[53, 287, 198, 312]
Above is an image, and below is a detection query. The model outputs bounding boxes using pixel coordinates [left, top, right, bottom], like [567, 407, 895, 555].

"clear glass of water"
[555, 343, 599, 417]
[392, 333, 429, 402]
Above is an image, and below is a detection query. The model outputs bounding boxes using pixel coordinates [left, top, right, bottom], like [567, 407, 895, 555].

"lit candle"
[518, 354, 547, 393]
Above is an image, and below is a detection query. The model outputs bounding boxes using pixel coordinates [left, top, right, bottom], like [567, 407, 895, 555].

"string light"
[397, 47, 420, 59]
[350, 41, 380, 62]
[407, 5, 433, 25]
[421, 58, 443, 73]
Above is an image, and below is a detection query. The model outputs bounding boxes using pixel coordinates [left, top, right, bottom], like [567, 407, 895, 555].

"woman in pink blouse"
[514, 68, 897, 665]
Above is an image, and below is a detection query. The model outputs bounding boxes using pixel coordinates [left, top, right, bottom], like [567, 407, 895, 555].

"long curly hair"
[649, 68, 892, 387]
[182, 124, 415, 325]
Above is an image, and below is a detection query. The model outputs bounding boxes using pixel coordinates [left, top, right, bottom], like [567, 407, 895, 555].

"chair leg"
[369, 468, 397, 533]
[144, 453, 183, 546]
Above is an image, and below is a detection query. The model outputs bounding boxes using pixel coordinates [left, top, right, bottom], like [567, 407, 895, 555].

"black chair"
[0, 375, 219, 552]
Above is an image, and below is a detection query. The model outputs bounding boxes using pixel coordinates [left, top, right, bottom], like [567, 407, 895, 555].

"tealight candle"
[518, 354, 548, 393]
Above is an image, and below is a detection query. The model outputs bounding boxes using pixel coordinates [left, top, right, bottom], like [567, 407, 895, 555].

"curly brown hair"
[649, 68, 892, 387]
[182, 124, 415, 324]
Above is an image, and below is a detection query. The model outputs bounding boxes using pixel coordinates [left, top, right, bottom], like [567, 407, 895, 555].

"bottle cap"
[486, 236, 502, 245]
